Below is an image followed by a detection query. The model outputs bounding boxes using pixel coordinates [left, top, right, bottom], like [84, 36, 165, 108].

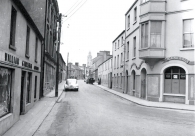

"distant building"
[87, 51, 92, 67]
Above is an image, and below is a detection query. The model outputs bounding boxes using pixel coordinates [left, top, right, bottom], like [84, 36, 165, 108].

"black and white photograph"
[0, 0, 195, 135]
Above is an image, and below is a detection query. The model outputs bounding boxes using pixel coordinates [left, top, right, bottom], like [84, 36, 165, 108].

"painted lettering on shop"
[22, 61, 32, 69]
[5, 53, 19, 65]
[163, 56, 195, 65]
[34, 66, 39, 71]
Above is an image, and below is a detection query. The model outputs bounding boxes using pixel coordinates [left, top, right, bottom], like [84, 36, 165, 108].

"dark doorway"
[20, 71, 25, 114]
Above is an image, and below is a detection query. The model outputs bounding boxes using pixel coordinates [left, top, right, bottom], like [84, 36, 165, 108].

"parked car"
[64, 79, 79, 91]
[86, 78, 95, 84]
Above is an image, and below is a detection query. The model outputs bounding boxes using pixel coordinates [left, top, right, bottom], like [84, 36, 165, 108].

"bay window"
[150, 21, 162, 48]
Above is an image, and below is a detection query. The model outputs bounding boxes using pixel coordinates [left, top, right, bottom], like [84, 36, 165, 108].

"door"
[20, 71, 25, 114]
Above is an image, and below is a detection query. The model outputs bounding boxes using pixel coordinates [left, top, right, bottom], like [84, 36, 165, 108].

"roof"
[98, 56, 113, 67]
[112, 30, 125, 43]
[125, 0, 138, 15]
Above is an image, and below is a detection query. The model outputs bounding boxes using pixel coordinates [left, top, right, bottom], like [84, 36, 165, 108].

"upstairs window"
[118, 39, 120, 48]
[134, 7, 137, 22]
[150, 21, 162, 48]
[35, 37, 38, 62]
[121, 37, 123, 46]
[25, 26, 30, 58]
[115, 42, 117, 50]
[121, 53, 123, 64]
[141, 22, 148, 48]
[127, 42, 129, 60]
[183, 19, 194, 48]
[9, 6, 17, 50]
[128, 15, 130, 28]
[133, 37, 136, 57]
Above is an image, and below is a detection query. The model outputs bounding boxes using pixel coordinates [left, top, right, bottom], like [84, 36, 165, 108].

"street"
[34, 80, 195, 136]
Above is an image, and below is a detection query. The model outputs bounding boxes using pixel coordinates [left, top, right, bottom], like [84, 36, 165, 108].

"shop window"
[164, 66, 186, 94]
[26, 72, 31, 103]
[0, 67, 12, 117]
[183, 19, 194, 48]
[9, 6, 17, 50]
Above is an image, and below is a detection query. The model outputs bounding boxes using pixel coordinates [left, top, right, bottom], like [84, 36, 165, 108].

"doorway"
[20, 71, 25, 114]
[126, 70, 128, 94]
[141, 69, 146, 99]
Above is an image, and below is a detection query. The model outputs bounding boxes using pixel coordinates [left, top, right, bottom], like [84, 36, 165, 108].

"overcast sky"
[58, 0, 134, 66]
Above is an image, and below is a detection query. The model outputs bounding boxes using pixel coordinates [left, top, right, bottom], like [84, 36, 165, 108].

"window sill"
[132, 57, 136, 60]
[126, 59, 129, 62]
[133, 21, 137, 25]
[180, 48, 194, 51]
[163, 93, 185, 97]
[35, 60, 37, 63]
[25, 54, 30, 59]
[127, 28, 130, 31]
[9, 45, 16, 51]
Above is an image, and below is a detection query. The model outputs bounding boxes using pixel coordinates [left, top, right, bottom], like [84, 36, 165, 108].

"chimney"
[75, 62, 79, 66]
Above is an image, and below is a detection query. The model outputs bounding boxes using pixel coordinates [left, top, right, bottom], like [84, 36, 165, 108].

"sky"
[58, 0, 134, 66]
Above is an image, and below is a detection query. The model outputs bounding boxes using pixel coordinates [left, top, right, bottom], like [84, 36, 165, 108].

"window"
[151, 21, 162, 47]
[128, 15, 130, 28]
[0, 67, 12, 117]
[9, 6, 17, 50]
[117, 73, 118, 87]
[133, 37, 136, 57]
[118, 39, 120, 48]
[35, 37, 38, 62]
[26, 72, 31, 103]
[183, 19, 194, 48]
[121, 37, 123, 46]
[114, 57, 116, 68]
[117, 55, 119, 68]
[134, 7, 137, 22]
[121, 53, 123, 65]
[127, 42, 129, 60]
[120, 73, 122, 88]
[115, 42, 117, 50]
[141, 22, 148, 48]
[25, 26, 30, 57]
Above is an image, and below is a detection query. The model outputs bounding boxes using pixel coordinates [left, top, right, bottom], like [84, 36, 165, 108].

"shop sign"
[22, 61, 32, 69]
[163, 56, 194, 65]
[34, 66, 39, 71]
[5, 53, 19, 65]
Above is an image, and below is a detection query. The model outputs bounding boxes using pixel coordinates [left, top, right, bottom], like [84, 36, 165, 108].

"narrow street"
[34, 80, 195, 136]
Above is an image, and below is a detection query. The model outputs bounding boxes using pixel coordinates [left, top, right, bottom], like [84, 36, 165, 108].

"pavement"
[3, 81, 66, 136]
[94, 82, 195, 111]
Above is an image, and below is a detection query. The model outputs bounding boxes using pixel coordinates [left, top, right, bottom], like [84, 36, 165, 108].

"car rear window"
[67, 79, 77, 84]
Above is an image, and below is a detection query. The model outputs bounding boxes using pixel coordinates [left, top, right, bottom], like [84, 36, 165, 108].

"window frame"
[183, 19, 194, 48]
[133, 37, 136, 58]
[9, 6, 17, 51]
[134, 7, 137, 23]
[35, 37, 38, 62]
[25, 26, 30, 58]
[127, 15, 130, 28]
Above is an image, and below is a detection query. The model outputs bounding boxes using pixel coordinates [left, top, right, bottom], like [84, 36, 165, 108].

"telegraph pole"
[55, 13, 62, 97]
[67, 52, 69, 79]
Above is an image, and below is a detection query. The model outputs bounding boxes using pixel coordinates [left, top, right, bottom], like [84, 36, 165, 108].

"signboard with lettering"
[163, 56, 194, 65]
[22, 61, 32, 69]
[5, 53, 19, 65]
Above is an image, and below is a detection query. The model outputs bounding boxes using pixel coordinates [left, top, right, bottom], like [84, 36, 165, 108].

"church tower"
[87, 52, 92, 67]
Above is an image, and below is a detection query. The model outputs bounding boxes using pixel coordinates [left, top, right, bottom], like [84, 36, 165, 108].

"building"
[92, 51, 112, 82]
[112, 30, 125, 93]
[98, 57, 113, 88]
[20, 0, 60, 96]
[87, 51, 92, 67]
[0, 0, 43, 135]
[111, 0, 195, 105]
[59, 53, 66, 82]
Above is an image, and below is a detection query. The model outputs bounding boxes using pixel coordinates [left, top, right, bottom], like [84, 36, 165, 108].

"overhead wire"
[63, 0, 88, 22]
[64, 0, 85, 16]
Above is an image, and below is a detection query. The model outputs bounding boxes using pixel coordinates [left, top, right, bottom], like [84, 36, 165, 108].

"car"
[64, 79, 79, 91]
[86, 78, 95, 84]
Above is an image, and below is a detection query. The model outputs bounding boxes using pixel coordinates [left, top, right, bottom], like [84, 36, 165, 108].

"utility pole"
[67, 52, 69, 79]
[55, 13, 62, 97]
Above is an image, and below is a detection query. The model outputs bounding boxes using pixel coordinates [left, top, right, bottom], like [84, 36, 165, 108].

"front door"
[20, 71, 25, 114]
